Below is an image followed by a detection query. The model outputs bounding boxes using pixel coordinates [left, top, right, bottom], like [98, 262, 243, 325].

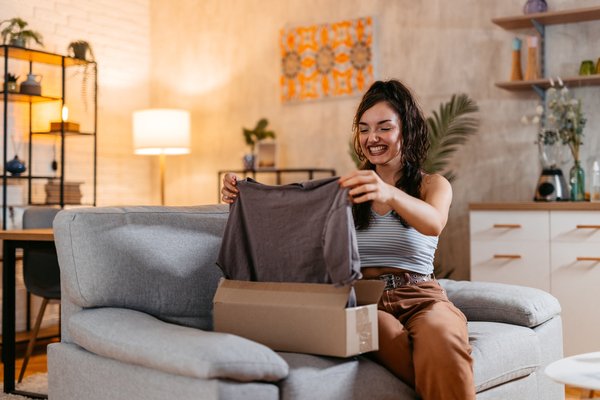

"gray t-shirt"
[216, 177, 362, 286]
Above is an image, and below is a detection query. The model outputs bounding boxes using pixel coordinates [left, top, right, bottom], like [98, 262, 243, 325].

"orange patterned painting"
[280, 17, 374, 103]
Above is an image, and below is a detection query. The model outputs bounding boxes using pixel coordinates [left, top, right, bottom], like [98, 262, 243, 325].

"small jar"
[579, 60, 595, 76]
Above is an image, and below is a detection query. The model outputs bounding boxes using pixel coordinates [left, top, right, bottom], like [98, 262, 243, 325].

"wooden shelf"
[493, 6, 600, 92]
[496, 74, 600, 91]
[4, 175, 59, 180]
[32, 130, 94, 136]
[1, 92, 61, 103]
[0, 45, 94, 67]
[492, 6, 600, 30]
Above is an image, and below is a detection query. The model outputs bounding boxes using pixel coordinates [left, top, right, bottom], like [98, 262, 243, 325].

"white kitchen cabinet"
[470, 203, 600, 356]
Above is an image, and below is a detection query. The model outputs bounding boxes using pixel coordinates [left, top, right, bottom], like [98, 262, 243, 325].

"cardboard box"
[213, 278, 384, 357]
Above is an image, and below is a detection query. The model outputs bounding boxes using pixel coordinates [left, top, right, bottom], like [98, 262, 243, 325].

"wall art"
[280, 17, 374, 103]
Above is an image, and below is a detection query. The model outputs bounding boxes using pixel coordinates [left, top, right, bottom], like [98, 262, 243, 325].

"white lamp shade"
[133, 109, 191, 155]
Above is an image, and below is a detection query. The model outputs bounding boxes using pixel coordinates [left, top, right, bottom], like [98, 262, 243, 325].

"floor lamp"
[133, 109, 191, 205]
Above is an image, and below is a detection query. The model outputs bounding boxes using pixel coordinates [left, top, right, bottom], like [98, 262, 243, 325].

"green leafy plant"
[423, 93, 479, 181]
[0, 17, 43, 48]
[243, 118, 276, 153]
[67, 40, 94, 61]
[67, 40, 96, 111]
[426, 94, 479, 279]
[3, 72, 19, 92]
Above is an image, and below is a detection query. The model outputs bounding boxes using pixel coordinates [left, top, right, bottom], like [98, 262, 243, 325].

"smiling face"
[358, 101, 402, 169]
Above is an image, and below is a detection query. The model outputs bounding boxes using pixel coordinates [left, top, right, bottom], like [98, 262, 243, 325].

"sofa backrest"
[53, 205, 229, 331]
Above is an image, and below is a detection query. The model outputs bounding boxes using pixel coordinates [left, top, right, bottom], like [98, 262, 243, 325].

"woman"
[221, 80, 475, 400]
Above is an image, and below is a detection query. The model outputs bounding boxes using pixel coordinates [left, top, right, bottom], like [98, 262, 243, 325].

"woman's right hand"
[221, 173, 239, 204]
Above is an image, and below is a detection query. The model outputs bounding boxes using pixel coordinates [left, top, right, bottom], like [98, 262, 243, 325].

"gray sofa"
[48, 205, 564, 400]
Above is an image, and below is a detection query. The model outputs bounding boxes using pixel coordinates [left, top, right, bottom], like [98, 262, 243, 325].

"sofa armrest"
[438, 279, 561, 328]
[68, 307, 288, 382]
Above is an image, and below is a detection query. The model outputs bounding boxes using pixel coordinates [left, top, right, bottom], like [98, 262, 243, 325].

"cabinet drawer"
[551, 243, 600, 270]
[470, 241, 550, 291]
[550, 211, 600, 243]
[470, 211, 549, 242]
[550, 243, 600, 356]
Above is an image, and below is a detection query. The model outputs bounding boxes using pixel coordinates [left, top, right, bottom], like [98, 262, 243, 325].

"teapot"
[19, 73, 42, 96]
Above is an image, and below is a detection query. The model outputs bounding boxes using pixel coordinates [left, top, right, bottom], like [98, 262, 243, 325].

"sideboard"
[470, 202, 600, 356]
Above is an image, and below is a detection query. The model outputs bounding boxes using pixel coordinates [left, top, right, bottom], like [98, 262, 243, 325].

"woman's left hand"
[339, 170, 395, 204]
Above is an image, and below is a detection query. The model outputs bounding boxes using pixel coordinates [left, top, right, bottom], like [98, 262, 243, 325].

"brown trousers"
[372, 280, 476, 400]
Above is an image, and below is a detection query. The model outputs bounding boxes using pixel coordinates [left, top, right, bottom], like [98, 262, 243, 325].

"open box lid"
[214, 278, 384, 309]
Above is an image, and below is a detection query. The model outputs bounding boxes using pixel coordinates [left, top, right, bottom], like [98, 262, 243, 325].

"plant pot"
[3, 82, 17, 92]
[71, 43, 89, 60]
[243, 154, 256, 170]
[9, 37, 26, 48]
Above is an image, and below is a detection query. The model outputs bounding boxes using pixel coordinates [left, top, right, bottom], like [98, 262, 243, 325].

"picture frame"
[255, 140, 277, 169]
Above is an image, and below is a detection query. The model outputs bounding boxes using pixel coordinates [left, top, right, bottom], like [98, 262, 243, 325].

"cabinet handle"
[576, 257, 600, 262]
[492, 224, 522, 229]
[576, 225, 600, 229]
[493, 254, 522, 259]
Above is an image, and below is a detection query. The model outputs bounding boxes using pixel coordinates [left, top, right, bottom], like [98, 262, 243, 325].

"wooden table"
[1, 228, 54, 399]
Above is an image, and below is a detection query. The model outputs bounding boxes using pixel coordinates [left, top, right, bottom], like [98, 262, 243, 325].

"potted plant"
[3, 72, 18, 92]
[67, 40, 96, 111]
[0, 17, 43, 48]
[242, 118, 276, 170]
[67, 40, 94, 61]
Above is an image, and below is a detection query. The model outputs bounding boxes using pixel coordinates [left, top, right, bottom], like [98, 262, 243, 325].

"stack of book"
[45, 180, 82, 204]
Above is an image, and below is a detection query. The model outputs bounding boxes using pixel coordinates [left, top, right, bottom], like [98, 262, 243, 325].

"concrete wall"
[150, 0, 600, 280]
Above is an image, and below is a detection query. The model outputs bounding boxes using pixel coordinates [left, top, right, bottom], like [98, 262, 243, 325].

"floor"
[0, 325, 59, 382]
[567, 387, 600, 399]
[0, 330, 596, 399]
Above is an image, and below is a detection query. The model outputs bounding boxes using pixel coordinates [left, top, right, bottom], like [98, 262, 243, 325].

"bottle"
[525, 36, 539, 81]
[510, 38, 523, 81]
[591, 161, 600, 203]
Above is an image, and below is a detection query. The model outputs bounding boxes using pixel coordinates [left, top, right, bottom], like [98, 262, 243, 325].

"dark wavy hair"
[351, 80, 430, 229]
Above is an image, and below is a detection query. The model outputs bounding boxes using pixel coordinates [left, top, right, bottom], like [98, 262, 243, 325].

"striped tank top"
[355, 209, 438, 275]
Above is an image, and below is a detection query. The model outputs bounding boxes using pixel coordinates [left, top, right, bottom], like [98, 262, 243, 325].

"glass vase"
[569, 161, 585, 201]
[523, 0, 547, 14]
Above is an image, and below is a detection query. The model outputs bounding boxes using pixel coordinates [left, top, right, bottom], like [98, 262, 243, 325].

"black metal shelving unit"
[1, 45, 97, 229]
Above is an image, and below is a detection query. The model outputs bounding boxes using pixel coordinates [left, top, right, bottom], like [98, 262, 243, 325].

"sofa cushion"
[277, 352, 415, 400]
[54, 205, 229, 331]
[68, 307, 289, 382]
[470, 321, 540, 392]
[439, 279, 561, 328]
